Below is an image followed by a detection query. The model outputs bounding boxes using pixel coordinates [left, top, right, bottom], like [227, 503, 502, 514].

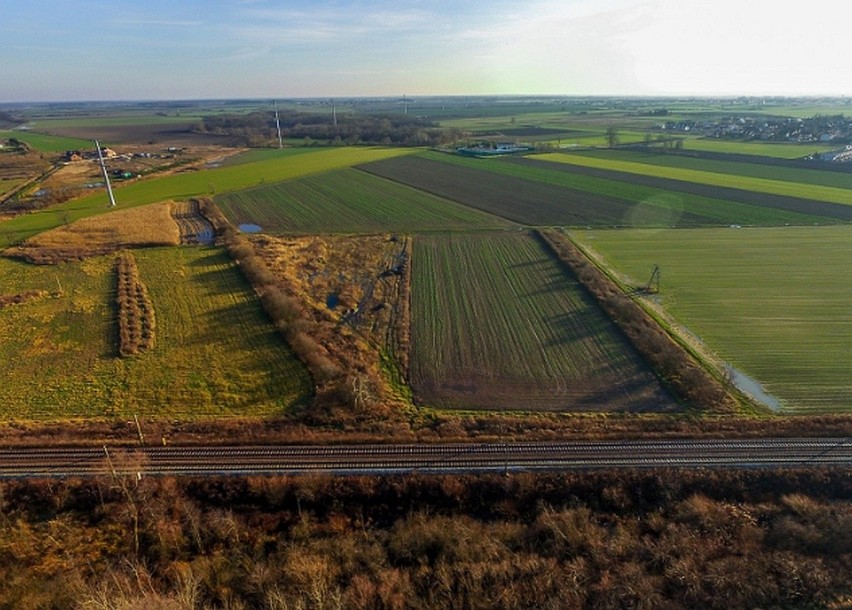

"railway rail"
[1, 438, 850, 478]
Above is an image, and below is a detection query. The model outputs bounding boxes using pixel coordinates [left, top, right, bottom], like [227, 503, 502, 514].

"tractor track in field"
[2, 438, 850, 478]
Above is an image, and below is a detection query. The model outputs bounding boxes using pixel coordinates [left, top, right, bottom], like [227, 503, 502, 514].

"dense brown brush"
[212, 206, 347, 404]
[537, 229, 739, 413]
[1, 469, 849, 609]
[391, 237, 412, 378]
[0, 289, 49, 308]
[115, 252, 156, 357]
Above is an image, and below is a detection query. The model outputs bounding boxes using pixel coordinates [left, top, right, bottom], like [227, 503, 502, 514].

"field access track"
[520, 155, 852, 223]
[2, 438, 850, 478]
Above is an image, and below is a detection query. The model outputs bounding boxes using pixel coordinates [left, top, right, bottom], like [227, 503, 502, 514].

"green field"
[0, 247, 310, 419]
[425, 150, 835, 225]
[410, 231, 673, 411]
[572, 226, 852, 413]
[0, 129, 92, 153]
[0, 178, 24, 198]
[0, 147, 414, 248]
[574, 149, 852, 190]
[536, 152, 852, 206]
[216, 168, 511, 233]
[24, 114, 202, 131]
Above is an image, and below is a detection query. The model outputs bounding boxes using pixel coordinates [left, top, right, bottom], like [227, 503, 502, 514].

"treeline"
[537, 229, 739, 413]
[115, 251, 156, 357]
[1, 468, 850, 609]
[193, 110, 463, 147]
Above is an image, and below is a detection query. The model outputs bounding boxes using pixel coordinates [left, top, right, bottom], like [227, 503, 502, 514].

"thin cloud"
[113, 18, 205, 28]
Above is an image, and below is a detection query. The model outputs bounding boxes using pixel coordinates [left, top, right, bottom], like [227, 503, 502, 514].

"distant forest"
[193, 110, 463, 147]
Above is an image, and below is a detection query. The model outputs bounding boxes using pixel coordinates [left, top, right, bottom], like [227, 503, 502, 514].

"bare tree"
[606, 125, 620, 148]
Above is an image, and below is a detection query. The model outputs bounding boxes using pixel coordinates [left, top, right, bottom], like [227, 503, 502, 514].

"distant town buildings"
[656, 114, 852, 145]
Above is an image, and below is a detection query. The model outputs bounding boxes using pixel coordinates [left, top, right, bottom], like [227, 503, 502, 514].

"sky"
[1, 0, 850, 102]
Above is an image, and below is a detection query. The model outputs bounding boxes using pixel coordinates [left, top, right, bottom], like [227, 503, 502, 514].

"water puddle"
[725, 364, 783, 412]
[238, 223, 262, 233]
[326, 293, 339, 309]
[680, 324, 783, 412]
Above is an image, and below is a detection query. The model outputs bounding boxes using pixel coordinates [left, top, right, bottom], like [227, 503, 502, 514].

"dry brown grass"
[3, 201, 180, 264]
[250, 233, 411, 404]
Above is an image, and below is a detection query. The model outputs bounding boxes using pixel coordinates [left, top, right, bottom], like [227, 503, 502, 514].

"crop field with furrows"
[572, 226, 852, 414]
[574, 149, 852, 190]
[409, 231, 675, 411]
[0, 147, 413, 248]
[215, 168, 511, 233]
[536, 152, 852, 206]
[678, 138, 836, 158]
[415, 151, 830, 226]
[505, 156, 852, 224]
[359, 155, 703, 227]
[0, 247, 310, 419]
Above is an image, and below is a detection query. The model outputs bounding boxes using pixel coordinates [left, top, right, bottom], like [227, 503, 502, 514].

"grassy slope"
[216, 168, 512, 233]
[0, 247, 310, 419]
[410, 231, 671, 411]
[537, 152, 852, 205]
[573, 226, 852, 413]
[0, 147, 414, 248]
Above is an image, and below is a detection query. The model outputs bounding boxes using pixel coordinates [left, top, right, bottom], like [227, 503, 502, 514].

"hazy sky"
[2, 0, 849, 102]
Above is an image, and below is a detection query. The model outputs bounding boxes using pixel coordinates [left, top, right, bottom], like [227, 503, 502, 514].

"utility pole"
[133, 414, 145, 446]
[273, 100, 283, 149]
[94, 140, 116, 207]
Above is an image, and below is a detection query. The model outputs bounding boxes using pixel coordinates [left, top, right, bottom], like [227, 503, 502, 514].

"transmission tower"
[646, 264, 661, 293]
[273, 100, 283, 149]
[94, 140, 116, 207]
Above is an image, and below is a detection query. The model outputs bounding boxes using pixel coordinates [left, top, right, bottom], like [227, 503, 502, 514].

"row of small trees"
[193, 110, 462, 147]
[116, 252, 156, 357]
[537, 229, 739, 413]
[197, 198, 342, 387]
[0, 289, 48, 309]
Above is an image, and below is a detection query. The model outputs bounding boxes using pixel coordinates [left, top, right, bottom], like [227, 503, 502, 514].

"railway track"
[1, 438, 850, 478]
